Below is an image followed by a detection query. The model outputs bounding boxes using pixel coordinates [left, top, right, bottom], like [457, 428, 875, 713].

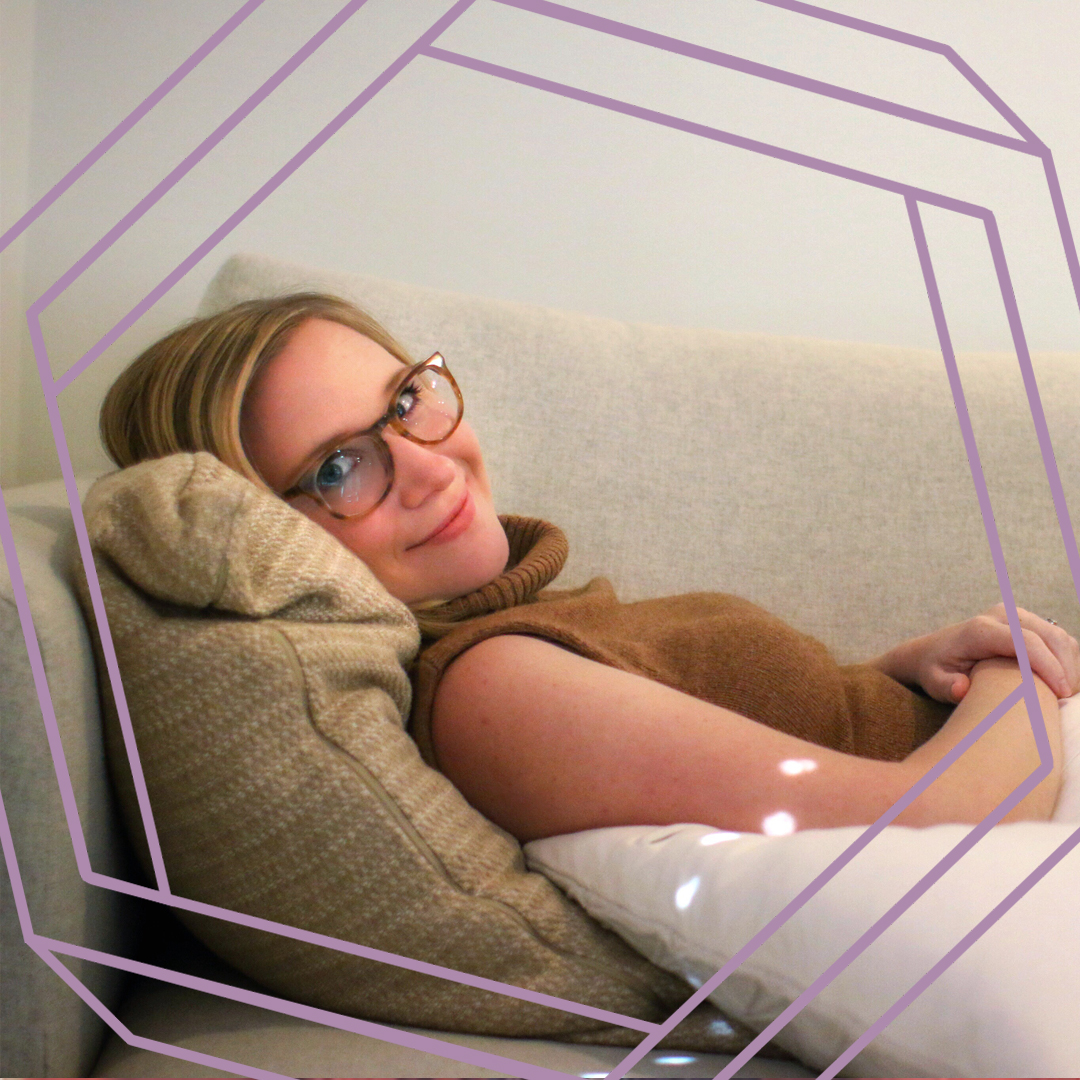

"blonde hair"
[100, 293, 413, 484]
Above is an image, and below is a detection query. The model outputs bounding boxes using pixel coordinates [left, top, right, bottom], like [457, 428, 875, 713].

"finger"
[1019, 627, 1071, 699]
[1019, 612, 1080, 697]
[968, 616, 1069, 695]
[1065, 633, 1080, 697]
[923, 667, 969, 704]
[950, 673, 970, 702]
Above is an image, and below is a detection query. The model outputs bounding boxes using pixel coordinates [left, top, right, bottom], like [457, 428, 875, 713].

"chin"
[421, 518, 509, 605]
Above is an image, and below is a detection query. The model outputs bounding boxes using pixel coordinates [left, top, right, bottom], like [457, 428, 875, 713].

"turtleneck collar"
[416, 516, 567, 636]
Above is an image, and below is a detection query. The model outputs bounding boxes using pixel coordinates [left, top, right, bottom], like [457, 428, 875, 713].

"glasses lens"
[313, 437, 388, 516]
[395, 366, 461, 442]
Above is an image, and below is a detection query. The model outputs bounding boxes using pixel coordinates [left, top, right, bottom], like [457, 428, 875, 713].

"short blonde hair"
[100, 293, 413, 484]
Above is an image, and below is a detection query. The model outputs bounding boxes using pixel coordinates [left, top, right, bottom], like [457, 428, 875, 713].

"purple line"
[0, 760, 652, 1038]
[713, 190, 1065, 1080]
[905, 195, 1051, 744]
[1042, 153, 1080, 323]
[756, 0, 1040, 144]
[7, 0, 1079, 1075]
[412, 36, 1074, 1074]
[715, 779, 1053, 1078]
[74, 867, 653, 1031]
[938, 49, 1041, 146]
[40, 937, 574, 1080]
[494, 0, 1037, 155]
[45, 0, 484, 910]
[9, 0, 667, 1043]
[51, 0, 480, 399]
[757, 0, 1080, 328]
[27, 312, 172, 893]
[599, 685, 1028, 1080]
[980, 211, 1080, 614]
[31, 0, 373, 331]
[819, 821, 1080, 1078]
[0, 487, 109, 884]
[31, 945, 296, 1080]
[421, 46, 991, 219]
[2, 790, 291, 1077]
[756, 0, 961, 54]
[8, 0, 665, 1062]
[0, 0, 268, 255]
[0, 787, 37, 959]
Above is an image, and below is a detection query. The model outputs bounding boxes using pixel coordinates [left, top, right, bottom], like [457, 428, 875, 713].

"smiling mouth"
[410, 489, 474, 549]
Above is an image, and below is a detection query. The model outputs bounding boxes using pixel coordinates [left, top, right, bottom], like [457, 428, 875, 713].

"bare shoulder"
[435, 633, 582, 705]
[431, 633, 678, 839]
[431, 635, 616, 796]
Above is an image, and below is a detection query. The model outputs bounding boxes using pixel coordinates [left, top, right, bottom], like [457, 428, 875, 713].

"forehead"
[240, 317, 405, 487]
[251, 318, 403, 416]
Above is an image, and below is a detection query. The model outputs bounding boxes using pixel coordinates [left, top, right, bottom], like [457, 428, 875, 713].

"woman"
[102, 293, 1079, 841]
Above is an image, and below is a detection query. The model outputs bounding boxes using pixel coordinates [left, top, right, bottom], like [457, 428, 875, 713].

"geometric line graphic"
[818, 816, 1080, 1079]
[47, 0, 376, 397]
[0, 0, 268, 255]
[2, 0, 1079, 1077]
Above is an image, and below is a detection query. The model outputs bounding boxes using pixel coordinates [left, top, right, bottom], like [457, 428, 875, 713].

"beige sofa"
[2, 252, 1077, 1077]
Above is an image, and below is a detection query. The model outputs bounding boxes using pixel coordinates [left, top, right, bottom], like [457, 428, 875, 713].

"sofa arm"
[1, 480, 140, 1077]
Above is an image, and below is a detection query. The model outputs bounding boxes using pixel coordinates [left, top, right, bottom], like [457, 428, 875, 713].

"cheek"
[453, 427, 491, 489]
[331, 516, 398, 571]
[296, 500, 398, 572]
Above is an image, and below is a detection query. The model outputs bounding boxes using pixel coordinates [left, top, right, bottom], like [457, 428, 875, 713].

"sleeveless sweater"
[409, 517, 950, 768]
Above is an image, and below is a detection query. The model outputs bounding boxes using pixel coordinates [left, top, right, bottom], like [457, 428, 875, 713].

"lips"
[410, 488, 475, 549]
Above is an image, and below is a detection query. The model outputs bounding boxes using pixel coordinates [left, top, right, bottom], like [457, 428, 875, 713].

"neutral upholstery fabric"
[90, 980, 814, 1078]
[200, 253, 1080, 665]
[0, 479, 137, 1079]
[5, 250, 1078, 1076]
[71, 451, 746, 1049]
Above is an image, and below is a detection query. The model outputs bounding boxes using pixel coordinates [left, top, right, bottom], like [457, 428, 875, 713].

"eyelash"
[313, 380, 421, 467]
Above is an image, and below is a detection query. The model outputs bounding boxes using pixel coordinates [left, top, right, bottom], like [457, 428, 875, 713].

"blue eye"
[315, 453, 351, 491]
[394, 382, 422, 421]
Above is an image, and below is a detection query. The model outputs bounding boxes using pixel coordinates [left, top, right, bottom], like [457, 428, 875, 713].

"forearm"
[894, 657, 1062, 826]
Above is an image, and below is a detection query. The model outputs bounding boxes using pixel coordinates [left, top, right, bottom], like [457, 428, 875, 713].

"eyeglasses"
[282, 352, 464, 520]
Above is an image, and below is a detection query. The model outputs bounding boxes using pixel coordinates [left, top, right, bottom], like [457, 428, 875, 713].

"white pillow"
[526, 695, 1080, 1078]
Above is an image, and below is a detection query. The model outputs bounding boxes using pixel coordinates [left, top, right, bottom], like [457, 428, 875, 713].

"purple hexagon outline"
[0, 0, 1078, 1077]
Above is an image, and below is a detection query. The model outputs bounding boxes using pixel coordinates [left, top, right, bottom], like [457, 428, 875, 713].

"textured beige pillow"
[73, 451, 747, 1050]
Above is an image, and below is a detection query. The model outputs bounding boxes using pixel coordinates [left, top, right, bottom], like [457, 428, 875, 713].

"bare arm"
[430, 636, 1061, 842]
[900, 656, 1061, 824]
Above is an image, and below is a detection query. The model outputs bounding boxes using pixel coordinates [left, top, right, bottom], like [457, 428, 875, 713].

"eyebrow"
[281, 362, 412, 494]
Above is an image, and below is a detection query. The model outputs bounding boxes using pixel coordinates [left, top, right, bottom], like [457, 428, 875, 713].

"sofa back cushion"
[201, 253, 1080, 661]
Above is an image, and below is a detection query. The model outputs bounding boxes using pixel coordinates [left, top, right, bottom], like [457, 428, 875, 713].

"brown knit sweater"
[409, 516, 951, 768]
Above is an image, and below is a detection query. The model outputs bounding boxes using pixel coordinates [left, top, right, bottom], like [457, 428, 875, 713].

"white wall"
[3, 0, 1078, 485]
[0, 0, 37, 488]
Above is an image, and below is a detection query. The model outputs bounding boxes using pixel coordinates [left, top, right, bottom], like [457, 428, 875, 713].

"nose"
[385, 431, 456, 509]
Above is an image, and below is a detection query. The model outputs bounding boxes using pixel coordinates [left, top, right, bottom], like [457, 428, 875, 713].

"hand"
[882, 604, 1080, 704]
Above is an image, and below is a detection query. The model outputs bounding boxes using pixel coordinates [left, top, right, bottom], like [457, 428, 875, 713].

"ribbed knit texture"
[419, 515, 567, 629]
[411, 518, 952, 770]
